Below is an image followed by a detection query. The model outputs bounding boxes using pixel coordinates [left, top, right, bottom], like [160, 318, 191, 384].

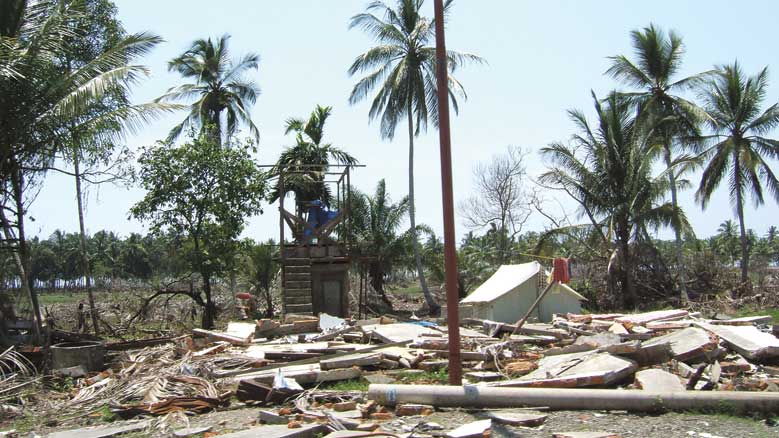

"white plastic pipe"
[368, 384, 779, 413]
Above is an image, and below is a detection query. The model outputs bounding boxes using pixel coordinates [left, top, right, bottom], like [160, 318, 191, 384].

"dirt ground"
[30, 404, 775, 438]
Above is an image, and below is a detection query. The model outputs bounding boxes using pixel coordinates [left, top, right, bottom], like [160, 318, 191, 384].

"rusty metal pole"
[433, 0, 462, 386]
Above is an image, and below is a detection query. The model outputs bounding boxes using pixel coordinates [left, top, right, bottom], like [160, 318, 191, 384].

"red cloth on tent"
[552, 258, 570, 284]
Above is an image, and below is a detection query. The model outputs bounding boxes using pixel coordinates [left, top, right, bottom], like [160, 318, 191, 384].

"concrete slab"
[491, 351, 637, 388]
[218, 423, 326, 438]
[45, 421, 150, 438]
[634, 368, 685, 392]
[641, 327, 717, 362]
[446, 419, 492, 438]
[487, 410, 547, 427]
[615, 310, 688, 326]
[697, 323, 779, 361]
[364, 323, 441, 343]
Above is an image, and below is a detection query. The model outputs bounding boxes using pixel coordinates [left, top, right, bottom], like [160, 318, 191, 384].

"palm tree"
[0, 0, 163, 336]
[696, 62, 779, 284]
[351, 179, 411, 306]
[270, 105, 357, 208]
[348, 0, 483, 314]
[606, 24, 711, 303]
[540, 91, 689, 308]
[157, 34, 261, 145]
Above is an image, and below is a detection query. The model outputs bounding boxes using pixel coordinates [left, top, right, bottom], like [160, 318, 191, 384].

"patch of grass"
[396, 369, 449, 385]
[97, 404, 117, 423]
[38, 291, 84, 306]
[318, 378, 370, 391]
[388, 284, 422, 296]
[6, 413, 39, 433]
[733, 306, 779, 323]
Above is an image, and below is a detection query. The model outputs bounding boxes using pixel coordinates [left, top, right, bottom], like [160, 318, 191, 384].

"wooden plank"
[192, 328, 251, 346]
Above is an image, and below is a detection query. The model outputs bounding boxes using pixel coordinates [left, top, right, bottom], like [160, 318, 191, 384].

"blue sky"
[28, 0, 778, 242]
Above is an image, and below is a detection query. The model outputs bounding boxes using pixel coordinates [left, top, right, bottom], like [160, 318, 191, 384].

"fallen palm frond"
[0, 347, 35, 379]
[61, 345, 229, 419]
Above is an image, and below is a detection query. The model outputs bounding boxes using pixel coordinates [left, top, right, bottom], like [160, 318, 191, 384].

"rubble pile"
[4, 308, 779, 437]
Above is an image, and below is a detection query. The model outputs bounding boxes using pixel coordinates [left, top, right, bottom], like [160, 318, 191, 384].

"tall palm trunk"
[664, 144, 689, 303]
[407, 102, 438, 314]
[733, 148, 749, 285]
[73, 149, 100, 335]
[0, 197, 41, 341]
[617, 220, 637, 309]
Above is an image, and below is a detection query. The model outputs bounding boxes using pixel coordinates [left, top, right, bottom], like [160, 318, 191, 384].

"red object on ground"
[236, 292, 252, 300]
[552, 258, 570, 284]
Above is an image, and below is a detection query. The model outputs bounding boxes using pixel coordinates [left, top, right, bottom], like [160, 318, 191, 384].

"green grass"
[396, 369, 449, 385]
[318, 378, 370, 391]
[38, 291, 84, 306]
[733, 306, 779, 323]
[388, 284, 423, 296]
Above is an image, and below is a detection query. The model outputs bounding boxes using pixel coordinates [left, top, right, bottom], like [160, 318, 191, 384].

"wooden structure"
[277, 165, 357, 317]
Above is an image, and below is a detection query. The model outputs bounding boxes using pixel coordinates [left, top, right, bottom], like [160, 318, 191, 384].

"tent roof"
[461, 262, 541, 304]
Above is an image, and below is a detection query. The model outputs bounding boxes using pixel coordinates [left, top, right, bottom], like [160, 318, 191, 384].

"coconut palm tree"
[540, 91, 689, 308]
[157, 34, 261, 145]
[269, 105, 357, 208]
[348, 0, 483, 314]
[606, 24, 711, 303]
[696, 62, 779, 284]
[0, 0, 163, 336]
[351, 179, 412, 306]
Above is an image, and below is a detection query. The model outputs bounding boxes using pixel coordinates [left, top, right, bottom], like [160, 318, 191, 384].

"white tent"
[460, 262, 586, 323]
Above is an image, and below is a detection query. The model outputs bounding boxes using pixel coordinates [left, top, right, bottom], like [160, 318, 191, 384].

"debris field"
[3, 309, 779, 437]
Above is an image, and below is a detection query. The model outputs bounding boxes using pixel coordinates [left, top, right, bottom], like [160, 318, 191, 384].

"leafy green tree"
[540, 91, 690, 308]
[269, 105, 357, 208]
[157, 34, 261, 145]
[131, 131, 267, 328]
[606, 24, 710, 302]
[348, 0, 483, 314]
[696, 62, 779, 284]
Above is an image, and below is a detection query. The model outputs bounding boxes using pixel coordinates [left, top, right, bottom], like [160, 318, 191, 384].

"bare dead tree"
[459, 146, 535, 263]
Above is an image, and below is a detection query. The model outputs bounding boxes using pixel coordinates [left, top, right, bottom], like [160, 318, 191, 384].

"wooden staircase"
[282, 258, 313, 315]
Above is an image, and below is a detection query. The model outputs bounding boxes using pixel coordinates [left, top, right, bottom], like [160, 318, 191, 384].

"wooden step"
[285, 287, 311, 295]
[285, 295, 312, 305]
[284, 273, 311, 280]
[284, 258, 312, 266]
[285, 280, 311, 289]
[285, 265, 311, 273]
[285, 303, 313, 314]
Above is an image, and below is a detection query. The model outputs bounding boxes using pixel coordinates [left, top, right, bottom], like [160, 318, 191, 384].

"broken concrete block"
[574, 332, 621, 349]
[333, 401, 357, 412]
[259, 410, 289, 425]
[54, 365, 87, 378]
[634, 368, 685, 392]
[488, 410, 547, 427]
[641, 327, 717, 362]
[364, 323, 441, 343]
[696, 322, 779, 361]
[615, 309, 688, 326]
[492, 351, 637, 388]
[446, 419, 492, 438]
[608, 323, 629, 335]
[217, 423, 327, 438]
[395, 403, 434, 416]
[710, 315, 773, 326]
[503, 360, 539, 376]
[320, 352, 382, 370]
